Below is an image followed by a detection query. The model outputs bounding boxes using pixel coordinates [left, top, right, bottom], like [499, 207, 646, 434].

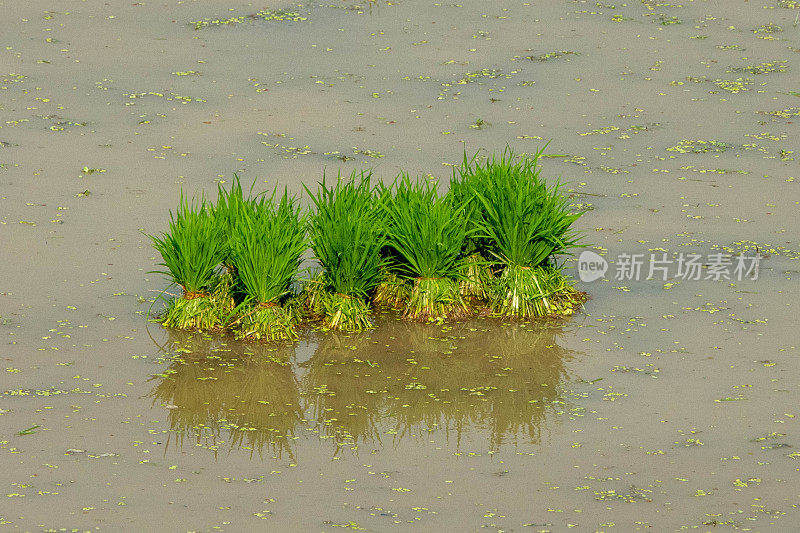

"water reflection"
[149, 332, 302, 460]
[302, 320, 572, 451]
[150, 317, 574, 460]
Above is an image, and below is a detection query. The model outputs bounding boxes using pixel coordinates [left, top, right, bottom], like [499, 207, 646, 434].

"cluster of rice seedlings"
[150, 181, 306, 340]
[229, 190, 306, 340]
[451, 147, 585, 318]
[149, 147, 587, 338]
[378, 174, 473, 321]
[149, 193, 229, 329]
[304, 170, 384, 330]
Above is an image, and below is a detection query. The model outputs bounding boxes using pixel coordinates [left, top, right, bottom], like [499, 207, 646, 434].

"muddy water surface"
[1, 0, 799, 531]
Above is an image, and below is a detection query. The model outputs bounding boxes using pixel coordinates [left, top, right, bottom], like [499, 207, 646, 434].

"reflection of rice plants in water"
[304, 170, 384, 331]
[300, 330, 384, 450]
[301, 319, 573, 452]
[149, 331, 302, 461]
[451, 148, 585, 318]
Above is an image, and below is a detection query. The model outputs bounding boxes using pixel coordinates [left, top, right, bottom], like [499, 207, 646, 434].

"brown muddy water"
[1, 0, 799, 531]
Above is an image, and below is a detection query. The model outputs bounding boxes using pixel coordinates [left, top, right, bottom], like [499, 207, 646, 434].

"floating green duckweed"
[193, 9, 308, 30]
[716, 240, 800, 260]
[729, 61, 787, 75]
[714, 78, 753, 93]
[352, 147, 384, 158]
[527, 50, 579, 62]
[752, 23, 783, 36]
[759, 107, 800, 119]
[657, 15, 681, 25]
[437, 68, 512, 99]
[580, 126, 619, 136]
[123, 91, 206, 104]
[611, 14, 633, 22]
[667, 139, 730, 153]
[50, 120, 86, 132]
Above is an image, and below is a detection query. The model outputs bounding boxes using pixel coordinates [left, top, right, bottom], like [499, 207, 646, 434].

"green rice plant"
[213, 174, 267, 304]
[159, 295, 219, 330]
[213, 175, 263, 261]
[448, 157, 494, 301]
[372, 182, 413, 309]
[229, 189, 307, 340]
[453, 147, 584, 318]
[237, 304, 299, 342]
[149, 193, 229, 329]
[304, 170, 384, 330]
[380, 174, 472, 321]
[213, 175, 245, 267]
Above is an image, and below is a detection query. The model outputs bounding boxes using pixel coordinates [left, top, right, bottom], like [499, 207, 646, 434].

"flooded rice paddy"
[1, 0, 799, 530]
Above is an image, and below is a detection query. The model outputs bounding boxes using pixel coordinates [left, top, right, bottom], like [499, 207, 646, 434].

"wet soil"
[1, 0, 799, 531]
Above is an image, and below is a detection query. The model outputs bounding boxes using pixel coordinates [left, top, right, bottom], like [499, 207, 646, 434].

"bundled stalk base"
[492, 264, 585, 318]
[209, 271, 236, 316]
[299, 273, 326, 319]
[160, 277, 235, 330]
[459, 253, 494, 302]
[404, 277, 471, 322]
[320, 292, 373, 331]
[236, 303, 299, 341]
[160, 293, 221, 330]
[372, 268, 411, 309]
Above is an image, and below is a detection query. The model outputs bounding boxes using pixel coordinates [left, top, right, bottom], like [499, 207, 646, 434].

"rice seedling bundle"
[380, 174, 472, 321]
[454, 147, 584, 318]
[371, 184, 411, 309]
[149, 193, 229, 329]
[229, 190, 307, 340]
[150, 147, 589, 337]
[305, 170, 384, 330]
